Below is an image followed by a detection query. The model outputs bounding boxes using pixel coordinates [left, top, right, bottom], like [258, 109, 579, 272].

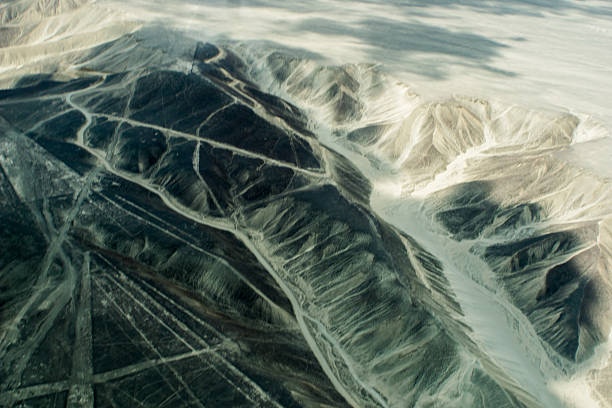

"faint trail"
[107, 78, 137, 162]
[1, 276, 72, 392]
[0, 112, 102, 396]
[198, 61, 315, 148]
[0, 162, 20, 204]
[0, 381, 71, 406]
[96, 192, 291, 319]
[70, 128, 359, 406]
[0, 94, 65, 105]
[192, 141, 226, 216]
[67, 252, 94, 408]
[92, 348, 215, 384]
[231, 229, 369, 408]
[26, 108, 74, 133]
[95, 113, 325, 178]
[0, 348, 222, 406]
[98, 256, 285, 408]
[303, 314, 388, 408]
[195, 102, 234, 138]
[0, 165, 100, 368]
[66, 93, 92, 146]
[125, 272, 229, 343]
[93, 275, 204, 408]
[1, 67, 356, 406]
